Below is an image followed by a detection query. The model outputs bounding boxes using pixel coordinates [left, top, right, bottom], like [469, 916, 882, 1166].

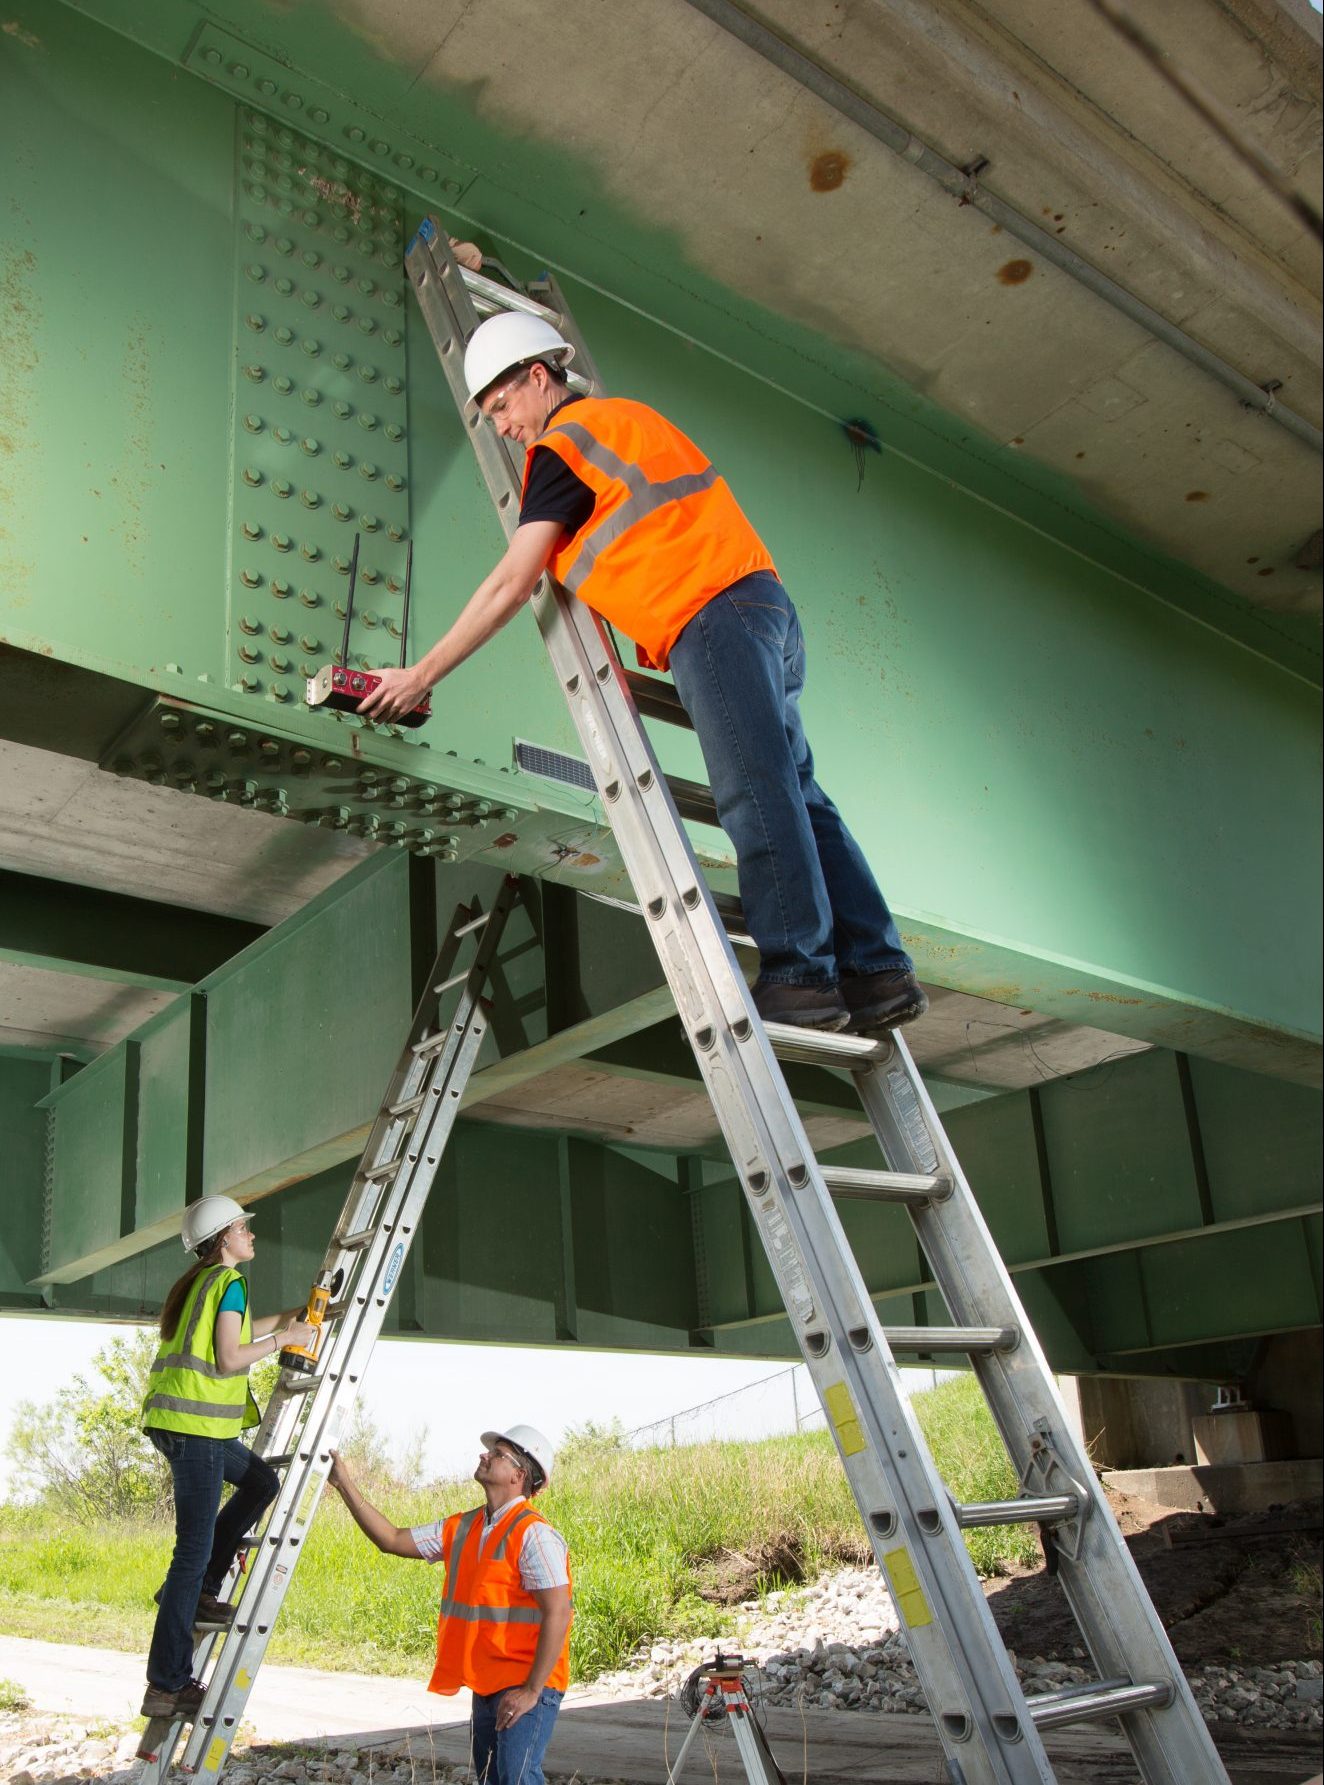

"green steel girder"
[687, 1049, 1323, 1366]
[1, 0, 1319, 1090]
[5, 830, 1320, 1372]
[50, 0, 1324, 685]
[25, 852, 683, 1288]
[0, 869, 265, 992]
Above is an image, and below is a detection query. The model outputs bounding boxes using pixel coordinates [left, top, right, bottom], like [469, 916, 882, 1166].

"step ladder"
[137, 878, 521, 1780]
[403, 217, 1230, 1785]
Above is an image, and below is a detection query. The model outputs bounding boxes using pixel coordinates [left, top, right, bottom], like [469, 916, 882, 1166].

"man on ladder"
[356, 305, 925, 1038]
[327, 1423, 571, 1785]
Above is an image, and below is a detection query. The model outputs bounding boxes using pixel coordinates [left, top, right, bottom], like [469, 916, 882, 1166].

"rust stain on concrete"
[996, 259, 1033, 285]
[809, 150, 850, 191]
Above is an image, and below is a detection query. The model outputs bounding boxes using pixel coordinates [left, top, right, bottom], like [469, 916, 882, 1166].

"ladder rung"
[452, 910, 491, 938]
[880, 1325, 1018, 1355]
[623, 669, 693, 728]
[955, 1494, 1080, 1528]
[434, 969, 472, 996]
[387, 1093, 426, 1118]
[711, 891, 746, 933]
[360, 1157, 404, 1181]
[820, 1164, 950, 1206]
[334, 1226, 378, 1252]
[665, 772, 720, 827]
[264, 1453, 295, 1470]
[1027, 1678, 1171, 1731]
[412, 1029, 450, 1058]
[279, 1373, 319, 1394]
[763, 1022, 886, 1067]
[458, 264, 562, 325]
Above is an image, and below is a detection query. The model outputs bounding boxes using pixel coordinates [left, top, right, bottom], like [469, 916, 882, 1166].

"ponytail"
[159, 1236, 226, 1338]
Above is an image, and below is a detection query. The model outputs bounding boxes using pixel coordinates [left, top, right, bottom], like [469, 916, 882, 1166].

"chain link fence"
[623, 1362, 954, 1450]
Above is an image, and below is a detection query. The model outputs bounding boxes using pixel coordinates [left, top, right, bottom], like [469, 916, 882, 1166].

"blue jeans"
[145, 1430, 279, 1691]
[471, 1686, 563, 1785]
[668, 572, 912, 986]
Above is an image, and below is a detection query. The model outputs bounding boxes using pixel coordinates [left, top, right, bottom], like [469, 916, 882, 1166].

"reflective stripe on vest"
[427, 1500, 572, 1697]
[142, 1267, 258, 1437]
[525, 397, 776, 671]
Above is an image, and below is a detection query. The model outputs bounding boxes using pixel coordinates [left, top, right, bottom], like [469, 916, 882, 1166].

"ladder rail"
[408, 220, 1060, 1784]
[853, 1036, 1230, 1782]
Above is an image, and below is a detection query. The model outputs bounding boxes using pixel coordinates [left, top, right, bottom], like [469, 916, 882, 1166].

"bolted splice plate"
[227, 103, 414, 710]
[98, 698, 639, 888]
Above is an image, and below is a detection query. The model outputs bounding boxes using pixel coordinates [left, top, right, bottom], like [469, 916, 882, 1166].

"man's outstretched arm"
[326, 1450, 423, 1557]
[357, 519, 561, 723]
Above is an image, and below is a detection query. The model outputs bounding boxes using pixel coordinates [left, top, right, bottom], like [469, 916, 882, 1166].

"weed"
[0, 1677, 32, 1713]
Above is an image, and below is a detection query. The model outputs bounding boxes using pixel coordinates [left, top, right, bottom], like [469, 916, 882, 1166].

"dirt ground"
[984, 1493, 1323, 1666]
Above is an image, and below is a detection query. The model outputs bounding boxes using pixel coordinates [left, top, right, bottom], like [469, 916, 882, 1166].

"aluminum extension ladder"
[404, 216, 1230, 1785]
[137, 878, 521, 1780]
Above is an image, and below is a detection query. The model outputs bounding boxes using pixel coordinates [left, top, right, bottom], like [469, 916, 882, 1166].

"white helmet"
[181, 1195, 252, 1253]
[482, 1424, 555, 1491]
[463, 312, 574, 413]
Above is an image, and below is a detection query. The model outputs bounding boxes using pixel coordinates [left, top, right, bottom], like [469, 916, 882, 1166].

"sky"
[0, 1311, 954, 1499]
[0, 1313, 803, 1498]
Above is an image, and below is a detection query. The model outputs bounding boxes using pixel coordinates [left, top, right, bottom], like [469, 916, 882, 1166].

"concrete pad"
[1103, 1458, 1324, 1515]
[0, 1635, 468, 1745]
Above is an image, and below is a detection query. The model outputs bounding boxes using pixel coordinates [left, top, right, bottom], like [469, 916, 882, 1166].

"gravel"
[594, 1562, 1324, 1735]
[2, 1563, 1319, 1780]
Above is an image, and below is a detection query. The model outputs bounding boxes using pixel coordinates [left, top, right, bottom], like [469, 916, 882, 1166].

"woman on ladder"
[139, 1194, 315, 1722]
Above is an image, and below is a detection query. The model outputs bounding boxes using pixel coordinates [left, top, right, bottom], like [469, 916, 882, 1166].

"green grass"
[0, 1376, 1035, 1682]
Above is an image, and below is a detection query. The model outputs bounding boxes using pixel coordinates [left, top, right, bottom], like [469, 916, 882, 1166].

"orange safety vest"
[523, 396, 777, 671]
[427, 1501, 572, 1697]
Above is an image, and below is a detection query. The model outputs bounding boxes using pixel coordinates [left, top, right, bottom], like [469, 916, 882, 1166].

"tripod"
[665, 1654, 787, 1784]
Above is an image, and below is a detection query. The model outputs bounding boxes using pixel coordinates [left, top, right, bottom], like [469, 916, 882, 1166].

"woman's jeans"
[471, 1687, 564, 1785]
[668, 572, 912, 987]
[145, 1430, 279, 1690]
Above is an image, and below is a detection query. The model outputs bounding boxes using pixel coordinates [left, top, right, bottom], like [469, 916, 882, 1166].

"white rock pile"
[594, 1563, 1324, 1735]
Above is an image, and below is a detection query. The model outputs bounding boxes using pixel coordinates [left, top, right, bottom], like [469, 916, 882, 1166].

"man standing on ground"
[358, 301, 926, 1036]
[328, 1424, 570, 1785]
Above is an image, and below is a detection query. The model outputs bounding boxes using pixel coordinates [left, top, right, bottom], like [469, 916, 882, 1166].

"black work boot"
[752, 979, 850, 1031]
[842, 970, 928, 1035]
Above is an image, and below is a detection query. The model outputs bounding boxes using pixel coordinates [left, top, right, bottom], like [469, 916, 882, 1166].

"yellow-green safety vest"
[142, 1265, 261, 1436]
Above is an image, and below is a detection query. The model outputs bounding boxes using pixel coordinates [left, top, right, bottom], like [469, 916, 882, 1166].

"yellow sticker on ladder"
[202, 1736, 228, 1773]
[883, 1545, 934, 1629]
[823, 1381, 867, 1456]
[236, 1669, 252, 1690]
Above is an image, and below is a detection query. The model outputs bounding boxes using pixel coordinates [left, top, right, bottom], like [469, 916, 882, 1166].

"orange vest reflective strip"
[426, 1501, 572, 1697]
[523, 397, 776, 670]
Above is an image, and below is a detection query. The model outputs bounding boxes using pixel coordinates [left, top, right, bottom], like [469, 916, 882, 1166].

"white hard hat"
[482, 1424, 555, 1490]
[463, 312, 574, 413]
[181, 1195, 253, 1253]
